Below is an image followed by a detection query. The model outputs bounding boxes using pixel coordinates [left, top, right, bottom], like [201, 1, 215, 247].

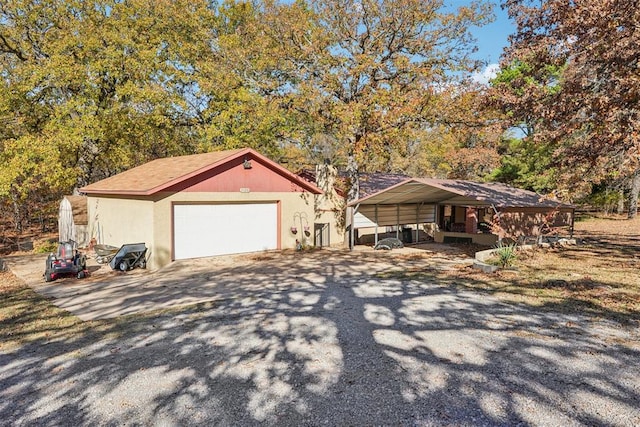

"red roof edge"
[81, 148, 323, 196]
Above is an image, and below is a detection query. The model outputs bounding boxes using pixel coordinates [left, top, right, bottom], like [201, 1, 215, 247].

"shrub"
[33, 239, 58, 254]
[494, 242, 518, 268]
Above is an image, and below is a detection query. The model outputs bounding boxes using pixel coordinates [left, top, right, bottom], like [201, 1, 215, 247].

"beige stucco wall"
[88, 189, 344, 270]
[313, 164, 345, 247]
[152, 191, 323, 269]
[313, 209, 345, 247]
[86, 195, 155, 255]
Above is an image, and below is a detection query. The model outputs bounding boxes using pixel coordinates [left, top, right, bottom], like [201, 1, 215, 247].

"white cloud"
[471, 63, 500, 85]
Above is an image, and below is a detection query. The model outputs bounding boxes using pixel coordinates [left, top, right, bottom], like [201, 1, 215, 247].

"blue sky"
[470, 1, 514, 64]
[465, 1, 516, 83]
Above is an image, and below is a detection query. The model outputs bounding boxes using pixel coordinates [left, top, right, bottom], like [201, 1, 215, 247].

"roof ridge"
[80, 148, 322, 196]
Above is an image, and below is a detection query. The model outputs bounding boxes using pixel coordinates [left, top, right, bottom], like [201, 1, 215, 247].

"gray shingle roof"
[351, 178, 573, 208]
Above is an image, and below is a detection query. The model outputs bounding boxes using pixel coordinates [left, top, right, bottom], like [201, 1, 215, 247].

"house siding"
[87, 191, 319, 270]
[153, 191, 316, 268]
[498, 207, 574, 238]
[87, 195, 155, 260]
[165, 154, 308, 194]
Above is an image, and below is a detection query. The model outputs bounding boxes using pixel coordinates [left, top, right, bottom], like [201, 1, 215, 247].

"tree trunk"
[346, 150, 359, 203]
[11, 197, 22, 233]
[346, 146, 360, 250]
[628, 170, 640, 219]
[616, 190, 625, 215]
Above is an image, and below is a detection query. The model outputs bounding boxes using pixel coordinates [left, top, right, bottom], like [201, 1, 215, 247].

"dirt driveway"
[5, 245, 474, 321]
[2, 246, 639, 426]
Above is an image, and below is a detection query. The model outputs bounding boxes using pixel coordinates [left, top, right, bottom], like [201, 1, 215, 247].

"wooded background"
[1, 0, 638, 233]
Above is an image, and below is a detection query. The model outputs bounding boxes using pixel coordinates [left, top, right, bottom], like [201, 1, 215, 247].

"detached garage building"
[80, 148, 326, 269]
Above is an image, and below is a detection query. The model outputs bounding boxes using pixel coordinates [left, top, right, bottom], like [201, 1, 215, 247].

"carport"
[348, 178, 575, 247]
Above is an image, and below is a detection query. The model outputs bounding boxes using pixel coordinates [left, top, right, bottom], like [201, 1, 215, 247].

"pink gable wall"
[164, 154, 307, 193]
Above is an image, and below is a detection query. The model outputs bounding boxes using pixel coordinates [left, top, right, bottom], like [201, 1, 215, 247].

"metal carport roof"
[349, 178, 572, 208]
[346, 177, 574, 248]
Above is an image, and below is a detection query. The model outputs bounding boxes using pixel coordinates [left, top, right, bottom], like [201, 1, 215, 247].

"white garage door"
[173, 203, 278, 260]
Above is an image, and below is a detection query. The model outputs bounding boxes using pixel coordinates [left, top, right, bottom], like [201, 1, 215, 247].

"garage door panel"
[174, 203, 278, 260]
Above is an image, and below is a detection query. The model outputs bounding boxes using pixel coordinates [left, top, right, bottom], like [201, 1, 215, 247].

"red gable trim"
[81, 148, 323, 196]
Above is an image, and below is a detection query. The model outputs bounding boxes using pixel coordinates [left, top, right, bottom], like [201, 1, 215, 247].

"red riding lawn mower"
[43, 241, 89, 282]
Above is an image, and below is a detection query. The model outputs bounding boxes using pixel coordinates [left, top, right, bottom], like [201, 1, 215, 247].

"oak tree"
[259, 0, 493, 200]
[499, 0, 640, 216]
[0, 0, 214, 226]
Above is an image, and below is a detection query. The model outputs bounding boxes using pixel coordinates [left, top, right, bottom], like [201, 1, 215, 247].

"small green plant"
[494, 242, 518, 268]
[33, 239, 58, 254]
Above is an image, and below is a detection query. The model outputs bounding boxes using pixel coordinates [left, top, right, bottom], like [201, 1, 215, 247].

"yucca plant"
[494, 242, 518, 268]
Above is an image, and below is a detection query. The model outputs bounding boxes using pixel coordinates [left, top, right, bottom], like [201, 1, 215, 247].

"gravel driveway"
[1, 248, 639, 426]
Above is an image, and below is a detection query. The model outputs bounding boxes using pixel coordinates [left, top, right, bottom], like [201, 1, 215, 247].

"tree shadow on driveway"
[1, 250, 639, 425]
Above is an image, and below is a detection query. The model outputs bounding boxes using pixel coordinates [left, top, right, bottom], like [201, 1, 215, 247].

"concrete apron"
[5, 253, 244, 321]
[5, 247, 475, 321]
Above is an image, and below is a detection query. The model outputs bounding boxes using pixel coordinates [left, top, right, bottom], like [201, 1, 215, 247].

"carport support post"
[374, 205, 379, 245]
[416, 204, 421, 243]
[491, 204, 502, 244]
[396, 204, 400, 240]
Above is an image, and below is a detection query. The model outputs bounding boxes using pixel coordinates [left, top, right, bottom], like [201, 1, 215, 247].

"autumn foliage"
[1, 0, 639, 233]
[491, 0, 640, 216]
[0, 0, 495, 230]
